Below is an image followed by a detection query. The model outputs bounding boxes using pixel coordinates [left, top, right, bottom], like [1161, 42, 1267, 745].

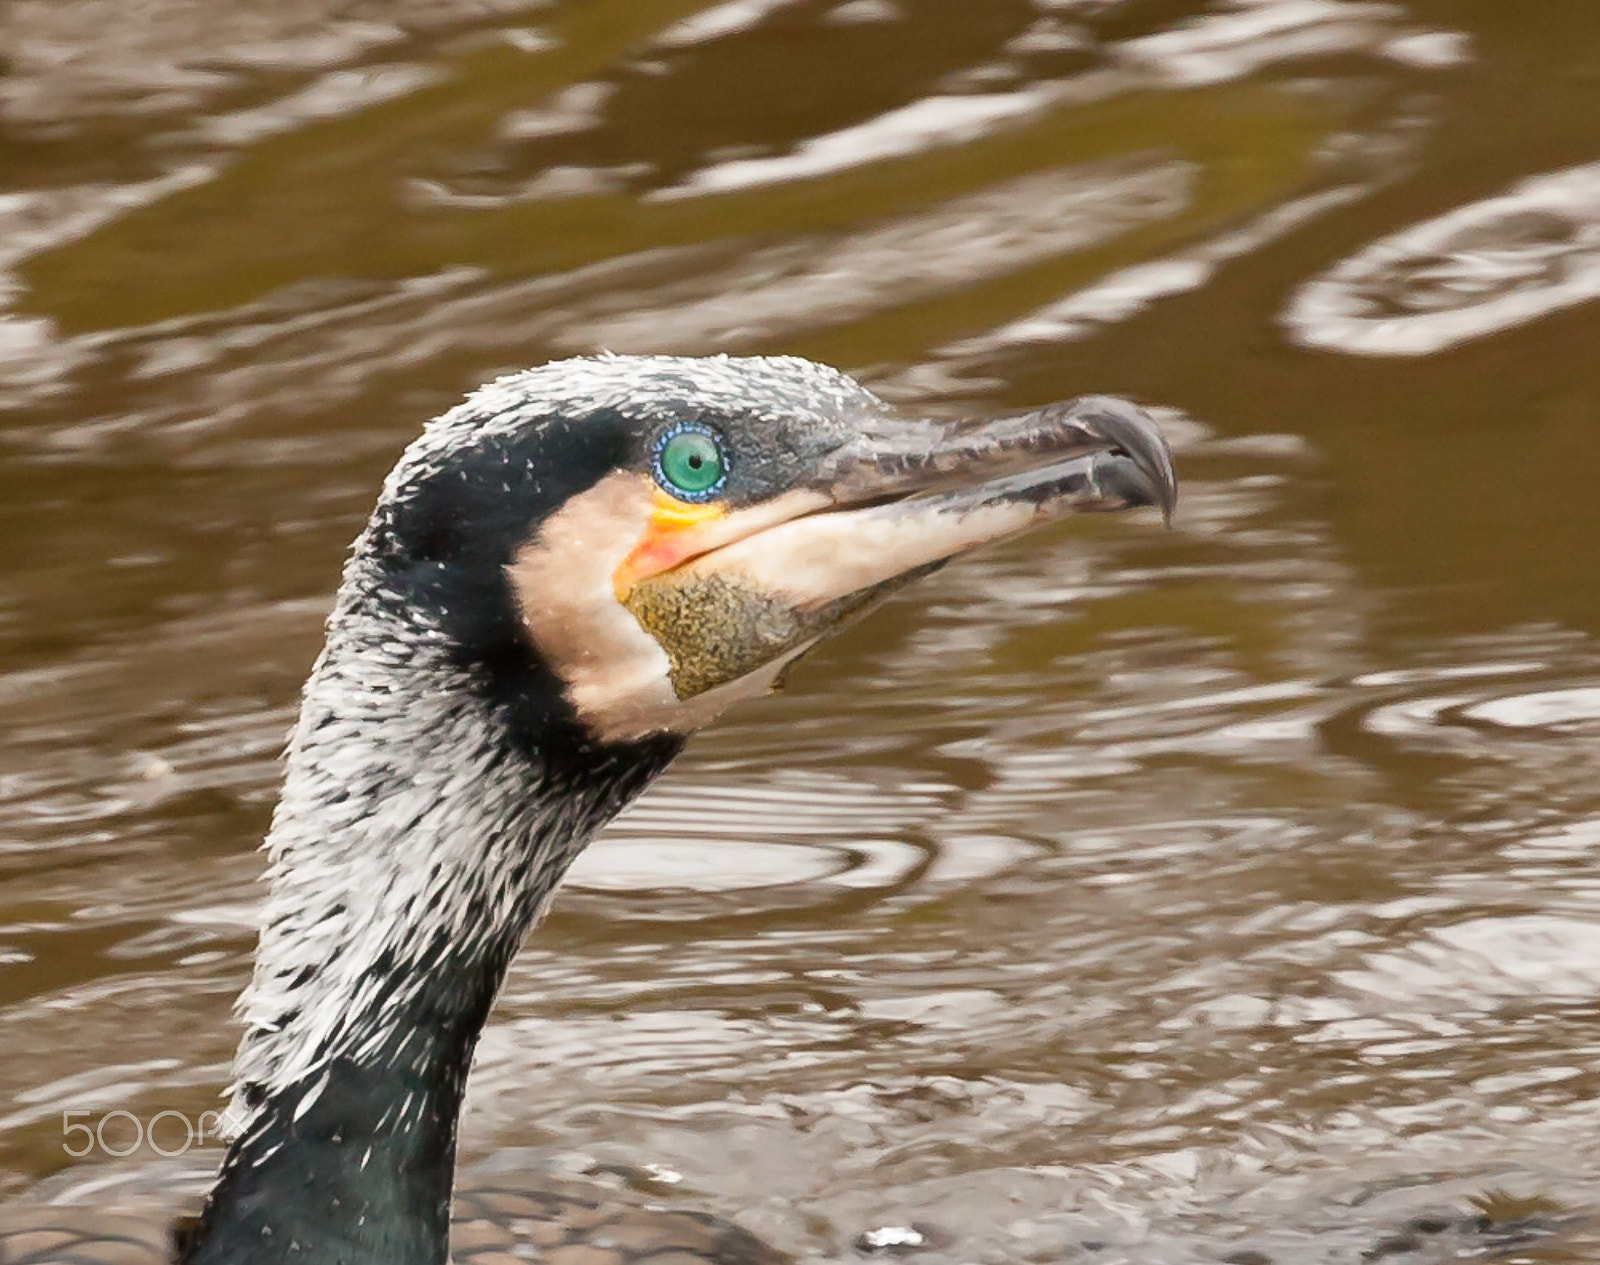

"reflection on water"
[1287, 161, 1600, 356]
[3, 0, 1600, 1261]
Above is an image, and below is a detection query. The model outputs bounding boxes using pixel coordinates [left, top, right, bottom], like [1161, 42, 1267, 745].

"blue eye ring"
[652, 422, 729, 502]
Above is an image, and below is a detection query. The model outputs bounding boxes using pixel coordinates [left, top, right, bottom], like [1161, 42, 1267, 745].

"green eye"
[653, 424, 727, 500]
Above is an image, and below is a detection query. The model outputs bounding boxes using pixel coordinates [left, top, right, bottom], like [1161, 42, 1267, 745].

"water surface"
[3, 1, 1600, 1260]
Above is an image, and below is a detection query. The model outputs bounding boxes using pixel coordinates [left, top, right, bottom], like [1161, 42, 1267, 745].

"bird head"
[367, 354, 1175, 747]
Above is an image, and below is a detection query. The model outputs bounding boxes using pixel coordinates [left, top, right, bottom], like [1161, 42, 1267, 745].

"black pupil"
[688, 454, 703, 468]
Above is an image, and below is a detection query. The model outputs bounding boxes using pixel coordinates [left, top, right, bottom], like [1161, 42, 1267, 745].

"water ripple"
[1286, 161, 1600, 355]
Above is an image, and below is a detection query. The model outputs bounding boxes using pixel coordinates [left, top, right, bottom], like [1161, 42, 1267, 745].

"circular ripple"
[1285, 160, 1600, 355]
[1345, 661, 1600, 752]
[566, 836, 922, 894]
[561, 771, 939, 916]
[1463, 685, 1600, 730]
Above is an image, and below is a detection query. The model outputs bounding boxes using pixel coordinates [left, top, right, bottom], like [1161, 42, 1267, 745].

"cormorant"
[0, 355, 1176, 1265]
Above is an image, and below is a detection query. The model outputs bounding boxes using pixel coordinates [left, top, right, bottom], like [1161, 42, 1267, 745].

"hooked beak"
[817, 393, 1176, 523]
[620, 395, 1176, 701]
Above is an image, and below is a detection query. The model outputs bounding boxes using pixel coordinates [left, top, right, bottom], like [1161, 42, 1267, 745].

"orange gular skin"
[613, 489, 727, 599]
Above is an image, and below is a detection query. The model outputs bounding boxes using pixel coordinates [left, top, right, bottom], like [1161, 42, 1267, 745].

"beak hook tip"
[1075, 396, 1178, 525]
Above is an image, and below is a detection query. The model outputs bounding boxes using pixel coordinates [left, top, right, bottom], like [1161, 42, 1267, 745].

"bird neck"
[179, 992, 485, 1265]
[180, 597, 680, 1265]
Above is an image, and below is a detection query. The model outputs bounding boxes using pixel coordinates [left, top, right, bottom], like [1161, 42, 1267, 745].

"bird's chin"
[620, 554, 918, 704]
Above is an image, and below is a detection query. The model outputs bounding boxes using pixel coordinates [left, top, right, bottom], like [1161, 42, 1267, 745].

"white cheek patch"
[505, 472, 790, 742]
[507, 471, 680, 739]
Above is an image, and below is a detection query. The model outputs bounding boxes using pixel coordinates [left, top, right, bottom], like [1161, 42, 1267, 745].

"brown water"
[4, 1, 1600, 1260]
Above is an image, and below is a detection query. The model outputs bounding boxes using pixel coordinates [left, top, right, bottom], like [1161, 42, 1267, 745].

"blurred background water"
[3, 1, 1600, 1260]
